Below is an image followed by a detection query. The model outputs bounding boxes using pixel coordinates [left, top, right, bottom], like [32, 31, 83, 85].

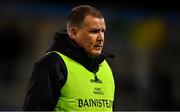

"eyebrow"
[90, 27, 106, 31]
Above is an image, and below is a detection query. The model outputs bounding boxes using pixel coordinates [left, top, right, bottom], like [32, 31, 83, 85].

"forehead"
[82, 15, 106, 28]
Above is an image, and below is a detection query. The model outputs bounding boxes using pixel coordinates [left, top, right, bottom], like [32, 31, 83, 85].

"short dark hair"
[67, 5, 104, 29]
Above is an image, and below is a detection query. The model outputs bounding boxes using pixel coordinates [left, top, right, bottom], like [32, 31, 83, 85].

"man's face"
[72, 15, 106, 57]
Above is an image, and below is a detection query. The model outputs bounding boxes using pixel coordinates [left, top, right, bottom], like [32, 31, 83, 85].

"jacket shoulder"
[34, 51, 65, 69]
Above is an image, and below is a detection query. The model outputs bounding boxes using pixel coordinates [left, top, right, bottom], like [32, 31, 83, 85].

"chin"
[89, 52, 101, 58]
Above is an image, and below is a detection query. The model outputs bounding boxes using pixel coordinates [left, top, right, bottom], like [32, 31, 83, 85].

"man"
[23, 5, 115, 111]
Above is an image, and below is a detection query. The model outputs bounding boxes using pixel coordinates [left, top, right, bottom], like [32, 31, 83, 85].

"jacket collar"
[47, 30, 114, 73]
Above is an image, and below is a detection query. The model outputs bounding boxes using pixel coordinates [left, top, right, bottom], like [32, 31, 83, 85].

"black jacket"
[22, 30, 114, 111]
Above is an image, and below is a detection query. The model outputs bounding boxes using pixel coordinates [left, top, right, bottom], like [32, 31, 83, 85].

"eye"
[90, 29, 99, 34]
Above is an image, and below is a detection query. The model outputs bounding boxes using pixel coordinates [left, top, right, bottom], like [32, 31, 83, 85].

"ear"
[69, 27, 77, 39]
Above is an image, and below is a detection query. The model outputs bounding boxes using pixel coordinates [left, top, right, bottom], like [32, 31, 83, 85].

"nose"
[97, 32, 104, 42]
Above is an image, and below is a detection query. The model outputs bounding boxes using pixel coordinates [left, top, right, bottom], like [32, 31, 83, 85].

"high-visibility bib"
[51, 51, 115, 111]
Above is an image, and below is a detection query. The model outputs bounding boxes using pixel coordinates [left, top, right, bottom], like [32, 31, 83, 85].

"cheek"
[83, 39, 92, 48]
[78, 38, 91, 49]
[79, 34, 96, 49]
[86, 37, 96, 47]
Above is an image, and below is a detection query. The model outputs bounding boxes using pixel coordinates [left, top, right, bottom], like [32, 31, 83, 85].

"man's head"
[67, 5, 106, 58]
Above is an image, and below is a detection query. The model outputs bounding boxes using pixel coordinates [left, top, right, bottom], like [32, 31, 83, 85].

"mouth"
[93, 44, 102, 49]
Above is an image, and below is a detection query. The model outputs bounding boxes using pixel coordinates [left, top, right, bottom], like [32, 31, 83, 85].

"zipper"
[94, 72, 98, 82]
[94, 72, 102, 83]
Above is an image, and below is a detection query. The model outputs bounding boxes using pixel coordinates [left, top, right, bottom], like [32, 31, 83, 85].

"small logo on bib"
[90, 78, 102, 84]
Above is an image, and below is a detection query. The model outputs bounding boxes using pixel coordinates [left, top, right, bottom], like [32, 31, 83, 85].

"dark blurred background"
[0, 1, 179, 111]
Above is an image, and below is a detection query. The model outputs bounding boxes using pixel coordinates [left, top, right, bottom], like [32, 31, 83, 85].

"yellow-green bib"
[52, 51, 115, 111]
